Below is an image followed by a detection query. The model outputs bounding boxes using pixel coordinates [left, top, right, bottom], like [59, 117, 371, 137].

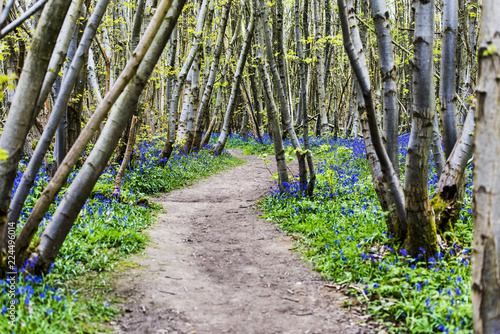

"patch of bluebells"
[3, 134, 238, 332]
[252, 133, 473, 333]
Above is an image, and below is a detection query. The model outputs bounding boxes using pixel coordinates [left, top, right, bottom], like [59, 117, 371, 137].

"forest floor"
[108, 149, 381, 334]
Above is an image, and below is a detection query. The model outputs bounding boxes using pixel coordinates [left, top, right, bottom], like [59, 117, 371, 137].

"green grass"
[1, 140, 242, 333]
[257, 134, 473, 333]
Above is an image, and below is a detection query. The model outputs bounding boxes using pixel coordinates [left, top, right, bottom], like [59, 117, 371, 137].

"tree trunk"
[54, 22, 79, 172]
[0, 0, 72, 252]
[191, 0, 231, 151]
[347, 0, 405, 240]
[472, 2, 500, 330]
[213, 11, 255, 155]
[87, 46, 103, 104]
[176, 68, 193, 149]
[25, 0, 186, 272]
[168, 0, 210, 133]
[14, 0, 176, 264]
[7, 0, 110, 229]
[431, 110, 446, 178]
[403, 0, 438, 257]
[312, 0, 328, 134]
[256, 48, 289, 191]
[338, 0, 406, 237]
[159, 24, 178, 161]
[431, 108, 474, 239]
[262, 0, 311, 192]
[183, 51, 201, 152]
[113, 116, 138, 196]
[440, 0, 459, 158]
[370, 0, 399, 177]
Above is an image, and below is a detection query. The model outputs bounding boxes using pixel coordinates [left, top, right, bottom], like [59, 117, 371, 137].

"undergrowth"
[227, 133, 472, 334]
[1, 136, 241, 333]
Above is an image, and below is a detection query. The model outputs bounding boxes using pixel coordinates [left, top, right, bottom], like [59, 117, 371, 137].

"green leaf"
[0, 148, 8, 161]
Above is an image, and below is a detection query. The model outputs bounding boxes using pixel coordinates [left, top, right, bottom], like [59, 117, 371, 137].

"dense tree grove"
[0, 0, 497, 331]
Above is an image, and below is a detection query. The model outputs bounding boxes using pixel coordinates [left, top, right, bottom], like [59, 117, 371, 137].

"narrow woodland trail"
[111, 150, 378, 334]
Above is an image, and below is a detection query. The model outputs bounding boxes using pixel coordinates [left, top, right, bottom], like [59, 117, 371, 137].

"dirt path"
[111, 150, 378, 334]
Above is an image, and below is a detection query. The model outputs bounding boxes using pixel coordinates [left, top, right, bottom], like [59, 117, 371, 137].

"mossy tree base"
[404, 214, 439, 258]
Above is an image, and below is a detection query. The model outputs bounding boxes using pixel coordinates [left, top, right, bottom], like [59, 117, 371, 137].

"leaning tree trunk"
[54, 22, 80, 172]
[0, 0, 72, 253]
[114, 0, 147, 163]
[472, 1, 500, 331]
[261, 0, 311, 192]
[338, 0, 407, 237]
[256, 46, 289, 191]
[7, 0, 111, 229]
[14, 0, 176, 265]
[403, 0, 439, 257]
[25, 0, 186, 272]
[347, 0, 404, 240]
[431, 108, 474, 239]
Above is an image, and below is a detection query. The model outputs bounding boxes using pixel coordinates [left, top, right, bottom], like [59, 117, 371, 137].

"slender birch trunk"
[183, 52, 201, 152]
[213, 11, 255, 155]
[176, 68, 193, 147]
[87, 46, 103, 104]
[338, 0, 406, 235]
[25, 0, 186, 272]
[440, 0, 459, 158]
[431, 110, 446, 178]
[347, 0, 404, 240]
[14, 0, 176, 263]
[159, 25, 178, 161]
[273, 0, 288, 112]
[7, 0, 110, 228]
[370, 0, 399, 177]
[113, 116, 138, 196]
[403, 0, 438, 256]
[54, 20, 79, 172]
[0, 0, 72, 252]
[254, 4, 289, 191]
[313, 0, 328, 134]
[168, 0, 210, 131]
[261, 0, 313, 193]
[191, 0, 231, 151]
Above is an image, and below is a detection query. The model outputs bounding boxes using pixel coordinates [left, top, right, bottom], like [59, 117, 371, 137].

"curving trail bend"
[111, 150, 378, 334]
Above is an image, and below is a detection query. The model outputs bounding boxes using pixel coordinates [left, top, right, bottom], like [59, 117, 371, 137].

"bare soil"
[110, 150, 380, 334]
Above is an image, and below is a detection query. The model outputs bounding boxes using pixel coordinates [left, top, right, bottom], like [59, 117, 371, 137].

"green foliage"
[1, 143, 241, 333]
[259, 142, 473, 333]
[0, 148, 8, 160]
